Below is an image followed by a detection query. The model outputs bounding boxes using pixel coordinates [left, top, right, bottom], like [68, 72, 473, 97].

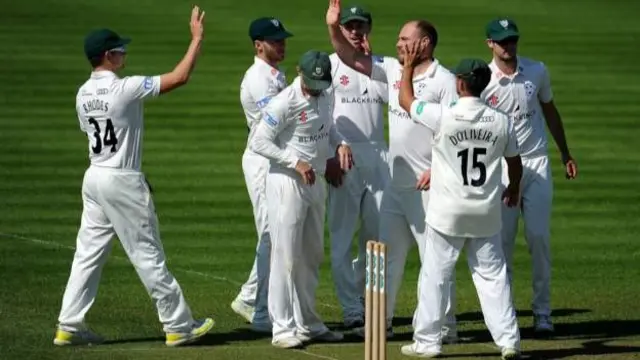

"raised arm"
[158, 6, 205, 94]
[326, 0, 372, 77]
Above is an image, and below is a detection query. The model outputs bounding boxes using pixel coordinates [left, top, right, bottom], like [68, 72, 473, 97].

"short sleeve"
[439, 76, 458, 106]
[410, 100, 443, 133]
[504, 116, 520, 158]
[370, 55, 389, 83]
[250, 75, 281, 111]
[537, 64, 553, 103]
[121, 75, 161, 101]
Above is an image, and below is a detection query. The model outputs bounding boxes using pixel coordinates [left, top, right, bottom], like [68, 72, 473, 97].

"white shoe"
[501, 347, 520, 360]
[272, 336, 303, 349]
[534, 315, 554, 333]
[165, 318, 215, 347]
[400, 343, 441, 358]
[231, 298, 255, 323]
[53, 329, 104, 346]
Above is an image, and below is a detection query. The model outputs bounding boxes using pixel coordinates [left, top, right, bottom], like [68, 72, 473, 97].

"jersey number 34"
[88, 117, 118, 154]
[457, 147, 487, 187]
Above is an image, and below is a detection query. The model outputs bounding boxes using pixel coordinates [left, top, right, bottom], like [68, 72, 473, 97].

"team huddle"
[53, 1, 578, 359]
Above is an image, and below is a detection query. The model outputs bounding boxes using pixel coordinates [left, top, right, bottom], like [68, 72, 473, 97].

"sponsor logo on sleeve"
[256, 96, 272, 109]
[416, 101, 426, 115]
[143, 77, 153, 90]
[264, 112, 279, 126]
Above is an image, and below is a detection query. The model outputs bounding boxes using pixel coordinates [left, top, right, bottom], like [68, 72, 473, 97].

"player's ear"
[296, 65, 301, 75]
[486, 39, 494, 50]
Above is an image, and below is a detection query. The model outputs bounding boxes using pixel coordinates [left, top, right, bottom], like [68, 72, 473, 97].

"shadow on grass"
[102, 328, 271, 347]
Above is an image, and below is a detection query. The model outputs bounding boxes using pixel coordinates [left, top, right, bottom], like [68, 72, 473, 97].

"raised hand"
[326, 0, 341, 26]
[190, 5, 205, 40]
[362, 33, 372, 55]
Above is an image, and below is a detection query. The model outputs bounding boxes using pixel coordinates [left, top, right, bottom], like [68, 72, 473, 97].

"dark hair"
[460, 68, 492, 97]
[88, 54, 105, 68]
[416, 20, 438, 48]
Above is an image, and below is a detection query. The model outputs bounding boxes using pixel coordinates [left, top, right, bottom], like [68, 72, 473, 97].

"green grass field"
[2, 0, 640, 359]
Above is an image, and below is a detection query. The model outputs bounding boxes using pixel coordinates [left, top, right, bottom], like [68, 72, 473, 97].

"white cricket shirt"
[330, 53, 387, 143]
[370, 57, 457, 189]
[249, 77, 346, 177]
[481, 56, 553, 159]
[240, 56, 288, 149]
[75, 70, 161, 171]
[410, 97, 519, 238]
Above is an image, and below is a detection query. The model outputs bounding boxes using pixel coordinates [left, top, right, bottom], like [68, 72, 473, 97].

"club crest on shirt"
[524, 80, 537, 99]
[339, 75, 349, 86]
[488, 94, 499, 107]
[299, 110, 308, 123]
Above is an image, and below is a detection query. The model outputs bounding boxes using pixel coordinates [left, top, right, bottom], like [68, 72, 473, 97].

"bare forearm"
[545, 109, 571, 158]
[328, 24, 371, 76]
[506, 156, 523, 187]
[173, 37, 203, 83]
[399, 67, 415, 112]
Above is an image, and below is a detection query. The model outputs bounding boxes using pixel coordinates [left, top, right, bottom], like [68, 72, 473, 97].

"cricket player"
[249, 50, 353, 349]
[327, 4, 390, 328]
[233, 17, 293, 333]
[54, 6, 214, 347]
[481, 18, 578, 333]
[326, 0, 458, 339]
[398, 53, 522, 360]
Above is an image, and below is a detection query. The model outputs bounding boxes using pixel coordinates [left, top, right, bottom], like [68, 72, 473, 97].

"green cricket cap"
[298, 50, 332, 91]
[452, 58, 492, 90]
[340, 5, 372, 25]
[84, 28, 131, 59]
[486, 18, 520, 41]
[249, 17, 293, 41]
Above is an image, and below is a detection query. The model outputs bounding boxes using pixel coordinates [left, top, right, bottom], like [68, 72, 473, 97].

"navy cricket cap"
[249, 17, 293, 41]
[84, 28, 131, 59]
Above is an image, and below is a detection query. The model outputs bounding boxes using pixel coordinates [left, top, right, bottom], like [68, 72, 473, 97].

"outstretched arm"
[159, 6, 205, 94]
[326, 0, 372, 77]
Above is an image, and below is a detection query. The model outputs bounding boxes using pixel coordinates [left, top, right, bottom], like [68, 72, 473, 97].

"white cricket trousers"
[57, 165, 194, 333]
[266, 169, 330, 341]
[379, 186, 456, 330]
[328, 142, 390, 318]
[236, 150, 271, 323]
[501, 155, 552, 316]
[413, 226, 520, 353]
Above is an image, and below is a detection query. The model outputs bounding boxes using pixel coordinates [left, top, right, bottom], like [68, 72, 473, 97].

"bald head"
[395, 20, 438, 64]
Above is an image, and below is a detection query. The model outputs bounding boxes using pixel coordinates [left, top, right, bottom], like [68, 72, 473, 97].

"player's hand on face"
[337, 144, 354, 171]
[295, 160, 316, 185]
[416, 170, 431, 191]
[564, 156, 578, 180]
[190, 5, 205, 40]
[502, 184, 520, 207]
[324, 157, 344, 187]
[362, 33, 372, 55]
[326, 0, 341, 26]
[403, 40, 422, 68]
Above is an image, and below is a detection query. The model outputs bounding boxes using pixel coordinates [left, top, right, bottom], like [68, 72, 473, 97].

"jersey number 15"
[88, 117, 118, 154]
[457, 147, 487, 187]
